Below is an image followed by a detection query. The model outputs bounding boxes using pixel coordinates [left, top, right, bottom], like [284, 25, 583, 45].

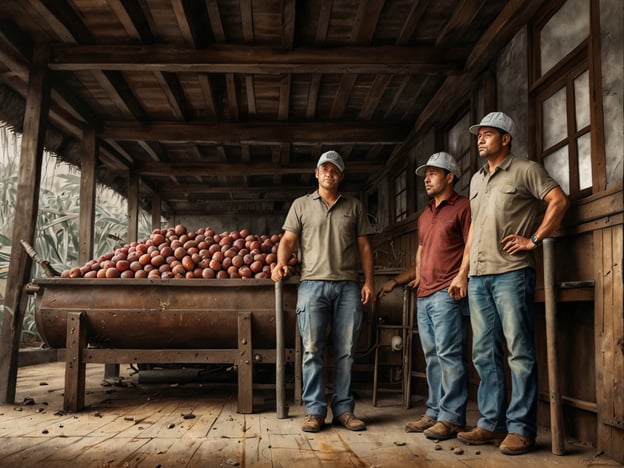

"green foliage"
[0, 124, 152, 342]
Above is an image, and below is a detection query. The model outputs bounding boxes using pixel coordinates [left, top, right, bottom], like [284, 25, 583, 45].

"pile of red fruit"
[60, 224, 298, 280]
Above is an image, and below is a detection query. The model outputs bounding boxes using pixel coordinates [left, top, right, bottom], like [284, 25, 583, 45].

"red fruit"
[172, 264, 186, 276]
[182, 255, 195, 271]
[174, 224, 186, 236]
[174, 246, 186, 260]
[105, 267, 120, 278]
[250, 261, 263, 273]
[116, 260, 130, 272]
[83, 270, 98, 278]
[151, 233, 165, 245]
[69, 267, 82, 278]
[150, 255, 165, 267]
[139, 253, 152, 265]
[202, 268, 215, 279]
[111, 253, 126, 263]
[160, 245, 173, 258]
[209, 259, 221, 271]
[130, 261, 142, 272]
[239, 266, 252, 278]
[134, 269, 148, 278]
[120, 270, 134, 279]
[96, 269, 107, 278]
[216, 270, 228, 279]
[232, 255, 244, 267]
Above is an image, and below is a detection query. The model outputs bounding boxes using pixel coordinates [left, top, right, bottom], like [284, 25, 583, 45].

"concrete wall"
[600, 0, 624, 187]
[496, 26, 529, 159]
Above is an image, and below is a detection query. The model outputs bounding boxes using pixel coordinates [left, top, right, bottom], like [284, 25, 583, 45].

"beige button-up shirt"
[469, 154, 559, 276]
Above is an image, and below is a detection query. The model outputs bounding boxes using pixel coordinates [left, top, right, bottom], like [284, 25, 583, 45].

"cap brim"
[415, 164, 427, 176]
[469, 124, 481, 135]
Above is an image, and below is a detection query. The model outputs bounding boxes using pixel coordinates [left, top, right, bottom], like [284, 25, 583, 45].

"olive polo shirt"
[282, 191, 374, 282]
[469, 154, 560, 276]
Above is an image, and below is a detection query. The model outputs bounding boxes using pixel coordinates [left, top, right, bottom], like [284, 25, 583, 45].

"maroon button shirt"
[417, 192, 471, 298]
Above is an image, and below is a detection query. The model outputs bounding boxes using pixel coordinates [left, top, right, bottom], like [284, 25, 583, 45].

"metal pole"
[275, 280, 288, 418]
[543, 238, 565, 455]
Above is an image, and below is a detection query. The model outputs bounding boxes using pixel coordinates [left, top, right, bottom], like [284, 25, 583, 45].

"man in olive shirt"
[456, 112, 569, 455]
[272, 150, 375, 433]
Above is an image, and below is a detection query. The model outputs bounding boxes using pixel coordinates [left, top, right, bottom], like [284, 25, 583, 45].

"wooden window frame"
[528, 0, 607, 199]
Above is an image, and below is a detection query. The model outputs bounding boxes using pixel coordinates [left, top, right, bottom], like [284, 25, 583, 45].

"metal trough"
[29, 278, 299, 415]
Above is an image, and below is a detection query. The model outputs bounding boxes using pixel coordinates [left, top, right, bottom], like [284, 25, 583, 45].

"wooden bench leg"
[65, 311, 86, 412]
[237, 311, 253, 413]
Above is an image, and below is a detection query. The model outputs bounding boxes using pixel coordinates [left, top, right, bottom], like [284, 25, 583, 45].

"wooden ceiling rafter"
[134, 160, 384, 177]
[47, 44, 468, 74]
[435, 0, 487, 47]
[99, 121, 409, 144]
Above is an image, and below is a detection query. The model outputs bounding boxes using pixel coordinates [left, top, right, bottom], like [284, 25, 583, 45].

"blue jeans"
[468, 268, 538, 438]
[296, 280, 363, 417]
[417, 289, 469, 426]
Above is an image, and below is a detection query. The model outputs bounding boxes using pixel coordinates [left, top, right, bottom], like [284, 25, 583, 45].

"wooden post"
[127, 171, 139, 242]
[64, 311, 87, 412]
[543, 238, 565, 455]
[0, 44, 50, 404]
[237, 311, 253, 413]
[151, 190, 162, 231]
[275, 280, 288, 418]
[78, 128, 97, 265]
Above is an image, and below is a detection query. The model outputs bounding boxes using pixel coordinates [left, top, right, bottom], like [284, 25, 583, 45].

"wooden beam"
[100, 121, 410, 143]
[358, 74, 392, 120]
[436, 0, 486, 47]
[281, 0, 296, 50]
[135, 161, 384, 177]
[147, 183, 360, 194]
[127, 172, 139, 243]
[48, 44, 468, 74]
[108, 0, 154, 42]
[305, 74, 322, 120]
[78, 128, 97, 265]
[0, 43, 51, 404]
[396, 0, 430, 45]
[330, 74, 358, 119]
[205, 0, 226, 42]
[315, 0, 333, 44]
[465, 0, 545, 73]
[198, 74, 218, 120]
[351, 0, 385, 44]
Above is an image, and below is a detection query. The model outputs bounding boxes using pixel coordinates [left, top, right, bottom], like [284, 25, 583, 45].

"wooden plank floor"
[0, 362, 619, 468]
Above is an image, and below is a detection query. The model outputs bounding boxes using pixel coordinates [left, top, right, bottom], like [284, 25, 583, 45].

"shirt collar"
[478, 153, 515, 176]
[427, 191, 460, 209]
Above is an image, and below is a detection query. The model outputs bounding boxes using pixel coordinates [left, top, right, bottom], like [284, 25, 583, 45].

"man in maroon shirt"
[401, 152, 472, 440]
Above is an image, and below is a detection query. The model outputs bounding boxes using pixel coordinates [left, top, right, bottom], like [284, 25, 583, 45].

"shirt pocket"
[496, 184, 517, 211]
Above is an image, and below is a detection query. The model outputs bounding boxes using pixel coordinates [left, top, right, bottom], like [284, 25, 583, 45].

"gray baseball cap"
[317, 150, 344, 172]
[469, 112, 515, 138]
[415, 152, 461, 180]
